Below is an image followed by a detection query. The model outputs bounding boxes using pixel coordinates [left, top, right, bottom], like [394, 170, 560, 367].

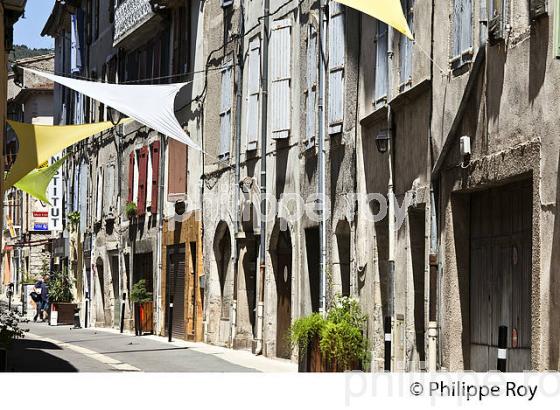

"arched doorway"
[213, 222, 233, 343]
[95, 257, 106, 326]
[270, 220, 292, 359]
[333, 220, 351, 299]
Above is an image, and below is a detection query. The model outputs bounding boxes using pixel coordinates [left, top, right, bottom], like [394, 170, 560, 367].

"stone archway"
[213, 221, 233, 344]
[333, 220, 351, 300]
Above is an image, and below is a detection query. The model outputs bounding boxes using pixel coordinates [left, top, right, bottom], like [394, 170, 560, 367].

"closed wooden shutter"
[375, 22, 388, 102]
[128, 152, 134, 203]
[270, 19, 292, 139]
[137, 146, 149, 216]
[246, 37, 260, 151]
[305, 24, 318, 149]
[399, 0, 413, 86]
[328, 3, 345, 134]
[219, 62, 233, 158]
[104, 164, 115, 215]
[150, 141, 161, 214]
[461, 0, 473, 54]
[167, 246, 186, 339]
[95, 167, 104, 221]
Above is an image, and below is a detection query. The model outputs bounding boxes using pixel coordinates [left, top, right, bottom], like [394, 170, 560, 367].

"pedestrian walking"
[32, 277, 43, 322]
[39, 275, 50, 322]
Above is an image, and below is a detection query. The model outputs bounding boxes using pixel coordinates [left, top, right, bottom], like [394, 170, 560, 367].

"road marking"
[26, 332, 142, 372]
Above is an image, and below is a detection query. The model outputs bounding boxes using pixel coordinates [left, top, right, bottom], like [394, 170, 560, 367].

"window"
[305, 24, 318, 149]
[488, 0, 507, 43]
[172, 5, 190, 79]
[246, 37, 261, 151]
[167, 139, 188, 198]
[270, 19, 292, 139]
[137, 146, 149, 216]
[96, 167, 103, 222]
[375, 22, 388, 102]
[400, 0, 414, 87]
[328, 2, 345, 135]
[219, 61, 233, 159]
[529, 0, 547, 20]
[451, 0, 473, 69]
[104, 164, 115, 215]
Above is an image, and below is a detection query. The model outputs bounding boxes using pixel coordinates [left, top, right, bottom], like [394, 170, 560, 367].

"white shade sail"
[25, 68, 200, 151]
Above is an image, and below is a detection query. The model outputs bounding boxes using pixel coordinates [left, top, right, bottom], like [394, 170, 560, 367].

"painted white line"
[26, 332, 142, 372]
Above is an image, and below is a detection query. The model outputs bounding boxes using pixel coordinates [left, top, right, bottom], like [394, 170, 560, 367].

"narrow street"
[7, 320, 296, 373]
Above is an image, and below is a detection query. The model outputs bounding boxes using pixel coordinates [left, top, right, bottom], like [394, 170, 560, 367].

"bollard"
[427, 321, 438, 372]
[73, 307, 82, 329]
[84, 292, 89, 328]
[384, 316, 392, 371]
[497, 325, 507, 372]
[120, 293, 126, 333]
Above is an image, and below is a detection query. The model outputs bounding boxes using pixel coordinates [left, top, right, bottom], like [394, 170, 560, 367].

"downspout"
[318, 0, 327, 316]
[387, 27, 396, 370]
[231, 3, 245, 348]
[255, 0, 270, 356]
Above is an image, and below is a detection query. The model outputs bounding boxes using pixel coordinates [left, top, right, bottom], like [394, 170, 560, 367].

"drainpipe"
[255, 0, 270, 356]
[231, 2, 245, 349]
[318, 0, 327, 316]
[386, 26, 398, 371]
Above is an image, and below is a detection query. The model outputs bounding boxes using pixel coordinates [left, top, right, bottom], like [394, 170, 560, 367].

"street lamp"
[376, 129, 390, 154]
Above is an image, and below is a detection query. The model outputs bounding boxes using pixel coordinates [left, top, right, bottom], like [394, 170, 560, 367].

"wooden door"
[469, 180, 532, 371]
[276, 230, 292, 359]
[167, 245, 186, 339]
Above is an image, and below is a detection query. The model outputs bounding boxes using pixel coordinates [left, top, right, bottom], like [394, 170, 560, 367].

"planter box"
[298, 337, 362, 373]
[50, 303, 77, 326]
[134, 302, 153, 336]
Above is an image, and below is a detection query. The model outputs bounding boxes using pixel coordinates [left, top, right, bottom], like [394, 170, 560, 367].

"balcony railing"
[113, 0, 156, 46]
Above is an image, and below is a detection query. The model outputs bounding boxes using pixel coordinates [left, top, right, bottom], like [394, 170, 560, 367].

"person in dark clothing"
[40, 275, 50, 322]
[33, 277, 43, 322]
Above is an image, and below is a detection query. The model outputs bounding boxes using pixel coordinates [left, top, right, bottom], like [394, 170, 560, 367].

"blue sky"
[14, 0, 55, 49]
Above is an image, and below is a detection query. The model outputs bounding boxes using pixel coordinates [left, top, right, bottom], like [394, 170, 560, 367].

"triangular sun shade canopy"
[334, 0, 414, 40]
[25, 68, 200, 151]
[4, 120, 118, 189]
[14, 156, 68, 204]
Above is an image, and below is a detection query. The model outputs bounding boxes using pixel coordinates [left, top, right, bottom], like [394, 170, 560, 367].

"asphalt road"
[7, 321, 257, 373]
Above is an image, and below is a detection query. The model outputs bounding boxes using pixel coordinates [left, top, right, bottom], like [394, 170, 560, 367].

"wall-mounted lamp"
[376, 129, 390, 154]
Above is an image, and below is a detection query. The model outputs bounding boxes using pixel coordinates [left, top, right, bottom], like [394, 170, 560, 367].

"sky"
[13, 0, 56, 49]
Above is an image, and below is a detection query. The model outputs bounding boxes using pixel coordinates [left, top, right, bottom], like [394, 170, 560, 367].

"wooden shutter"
[246, 37, 261, 151]
[305, 25, 318, 149]
[150, 141, 161, 214]
[219, 62, 233, 158]
[399, 0, 413, 85]
[461, 0, 473, 54]
[128, 152, 135, 203]
[375, 22, 388, 102]
[452, 0, 462, 60]
[270, 19, 292, 139]
[328, 3, 345, 134]
[104, 164, 115, 215]
[96, 167, 104, 221]
[137, 146, 149, 216]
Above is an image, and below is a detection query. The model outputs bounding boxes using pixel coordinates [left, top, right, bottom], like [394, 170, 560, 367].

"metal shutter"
[219, 62, 233, 158]
[270, 19, 292, 139]
[246, 37, 260, 151]
[167, 246, 186, 339]
[328, 2, 345, 134]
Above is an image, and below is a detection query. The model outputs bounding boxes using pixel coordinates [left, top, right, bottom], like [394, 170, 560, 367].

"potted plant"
[290, 296, 370, 372]
[0, 308, 26, 371]
[130, 279, 153, 335]
[67, 211, 80, 231]
[48, 270, 77, 326]
[125, 202, 137, 220]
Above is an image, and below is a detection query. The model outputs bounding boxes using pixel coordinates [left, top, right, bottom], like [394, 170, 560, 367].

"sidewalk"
[92, 325, 297, 373]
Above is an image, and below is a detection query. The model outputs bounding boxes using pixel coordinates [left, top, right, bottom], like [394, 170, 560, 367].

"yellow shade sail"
[4, 120, 120, 189]
[14, 156, 68, 205]
[334, 0, 413, 40]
